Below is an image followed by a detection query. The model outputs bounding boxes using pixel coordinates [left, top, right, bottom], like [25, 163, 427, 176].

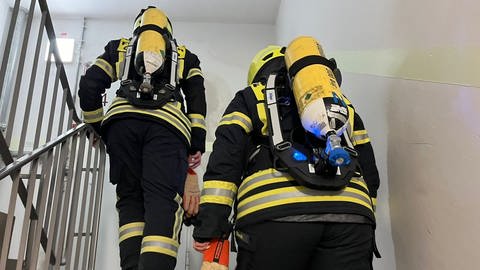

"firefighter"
[192, 37, 380, 270]
[78, 6, 206, 270]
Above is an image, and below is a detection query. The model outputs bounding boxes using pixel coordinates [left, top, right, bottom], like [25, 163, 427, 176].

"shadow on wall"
[387, 51, 480, 270]
[203, 72, 234, 143]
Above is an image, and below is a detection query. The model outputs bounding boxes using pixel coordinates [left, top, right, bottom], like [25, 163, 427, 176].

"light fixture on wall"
[45, 37, 75, 63]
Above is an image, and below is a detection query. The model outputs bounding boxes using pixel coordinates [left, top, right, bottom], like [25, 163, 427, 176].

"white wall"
[276, 0, 480, 270]
[387, 79, 480, 270]
[80, 18, 276, 270]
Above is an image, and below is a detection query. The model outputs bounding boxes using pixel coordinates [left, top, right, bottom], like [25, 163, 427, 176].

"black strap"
[133, 24, 171, 38]
[135, 6, 157, 21]
[288, 55, 337, 78]
[135, 6, 173, 35]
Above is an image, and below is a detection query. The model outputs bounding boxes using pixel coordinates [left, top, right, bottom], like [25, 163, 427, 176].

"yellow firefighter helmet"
[247, 45, 285, 85]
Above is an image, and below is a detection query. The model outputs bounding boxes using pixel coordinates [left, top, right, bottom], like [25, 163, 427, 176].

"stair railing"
[0, 1, 106, 269]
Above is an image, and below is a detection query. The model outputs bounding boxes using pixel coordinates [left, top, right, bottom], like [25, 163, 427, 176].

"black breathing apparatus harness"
[117, 29, 179, 109]
[262, 74, 358, 190]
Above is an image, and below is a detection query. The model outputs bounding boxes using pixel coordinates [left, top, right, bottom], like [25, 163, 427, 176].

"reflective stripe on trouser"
[105, 118, 188, 270]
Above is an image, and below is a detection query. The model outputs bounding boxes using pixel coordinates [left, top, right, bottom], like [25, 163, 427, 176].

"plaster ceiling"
[9, 0, 281, 24]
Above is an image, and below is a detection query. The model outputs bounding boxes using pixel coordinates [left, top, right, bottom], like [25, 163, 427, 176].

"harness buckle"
[275, 141, 292, 152]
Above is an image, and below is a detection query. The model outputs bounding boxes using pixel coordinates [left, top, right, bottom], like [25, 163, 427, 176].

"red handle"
[203, 239, 229, 266]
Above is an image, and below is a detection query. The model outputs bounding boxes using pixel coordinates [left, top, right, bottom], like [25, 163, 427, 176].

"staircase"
[0, 0, 106, 269]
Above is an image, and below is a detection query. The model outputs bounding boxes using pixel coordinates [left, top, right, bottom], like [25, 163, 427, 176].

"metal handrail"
[0, 123, 87, 179]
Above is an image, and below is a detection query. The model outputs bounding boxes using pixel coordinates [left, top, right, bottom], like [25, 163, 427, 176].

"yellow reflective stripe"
[251, 83, 265, 101]
[190, 122, 207, 130]
[118, 38, 129, 52]
[238, 196, 372, 219]
[238, 169, 293, 199]
[347, 106, 355, 137]
[82, 108, 104, 123]
[116, 38, 129, 80]
[250, 83, 268, 135]
[188, 113, 206, 130]
[188, 113, 205, 120]
[203, 181, 238, 192]
[175, 101, 182, 109]
[119, 222, 145, 232]
[237, 187, 373, 219]
[141, 246, 177, 258]
[200, 180, 238, 206]
[104, 105, 191, 144]
[177, 59, 185, 80]
[116, 52, 125, 80]
[342, 95, 354, 138]
[352, 130, 371, 145]
[177, 45, 186, 58]
[345, 187, 372, 202]
[109, 97, 130, 106]
[256, 103, 268, 135]
[219, 112, 253, 134]
[201, 195, 234, 206]
[119, 222, 145, 243]
[94, 58, 115, 81]
[142, 236, 179, 247]
[186, 68, 203, 79]
[141, 235, 179, 258]
[353, 130, 367, 136]
[119, 231, 144, 243]
[172, 194, 183, 241]
[177, 46, 186, 80]
[372, 197, 377, 211]
[350, 177, 369, 192]
[162, 102, 191, 128]
[238, 186, 371, 208]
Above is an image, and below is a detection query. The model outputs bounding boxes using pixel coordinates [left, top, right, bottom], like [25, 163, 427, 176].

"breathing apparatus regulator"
[119, 6, 178, 108]
[257, 37, 358, 190]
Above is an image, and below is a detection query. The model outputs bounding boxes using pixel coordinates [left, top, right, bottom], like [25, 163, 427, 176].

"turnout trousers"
[235, 220, 374, 270]
[104, 118, 188, 270]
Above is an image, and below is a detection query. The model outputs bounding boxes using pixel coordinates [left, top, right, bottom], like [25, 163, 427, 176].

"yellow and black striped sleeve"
[78, 39, 119, 128]
[352, 111, 380, 206]
[193, 90, 252, 240]
[180, 48, 206, 154]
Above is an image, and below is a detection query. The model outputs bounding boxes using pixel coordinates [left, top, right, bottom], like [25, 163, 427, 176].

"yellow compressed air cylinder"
[285, 36, 346, 138]
[134, 8, 171, 76]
